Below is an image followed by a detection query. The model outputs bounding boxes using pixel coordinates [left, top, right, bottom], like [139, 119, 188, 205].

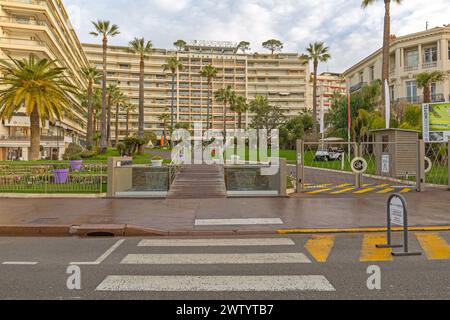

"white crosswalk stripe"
[96, 237, 336, 293]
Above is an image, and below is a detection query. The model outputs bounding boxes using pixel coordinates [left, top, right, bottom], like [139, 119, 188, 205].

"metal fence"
[425, 142, 449, 187]
[0, 163, 107, 194]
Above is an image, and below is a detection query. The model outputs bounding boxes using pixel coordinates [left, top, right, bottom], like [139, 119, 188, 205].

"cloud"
[65, 0, 449, 72]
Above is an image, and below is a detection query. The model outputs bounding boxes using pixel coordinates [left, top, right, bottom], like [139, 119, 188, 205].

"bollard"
[296, 140, 304, 193]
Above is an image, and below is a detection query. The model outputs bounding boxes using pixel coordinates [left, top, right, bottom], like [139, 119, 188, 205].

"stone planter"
[151, 160, 163, 167]
[53, 169, 69, 184]
[70, 160, 83, 172]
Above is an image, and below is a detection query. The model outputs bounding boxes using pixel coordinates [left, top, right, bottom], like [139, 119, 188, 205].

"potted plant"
[69, 154, 83, 172]
[52, 163, 69, 184]
[151, 156, 164, 167]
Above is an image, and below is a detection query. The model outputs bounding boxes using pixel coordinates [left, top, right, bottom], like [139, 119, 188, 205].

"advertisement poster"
[422, 102, 450, 143]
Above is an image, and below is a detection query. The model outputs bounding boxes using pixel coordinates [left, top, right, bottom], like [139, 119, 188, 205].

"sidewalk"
[0, 191, 449, 236]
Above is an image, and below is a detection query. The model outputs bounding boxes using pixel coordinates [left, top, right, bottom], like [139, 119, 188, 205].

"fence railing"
[0, 163, 107, 194]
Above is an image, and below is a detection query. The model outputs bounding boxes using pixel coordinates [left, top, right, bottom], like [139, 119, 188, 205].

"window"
[382, 135, 389, 153]
[389, 85, 395, 101]
[448, 41, 450, 60]
[359, 71, 364, 83]
[406, 81, 417, 103]
[405, 49, 419, 67]
[370, 66, 375, 82]
[424, 47, 437, 63]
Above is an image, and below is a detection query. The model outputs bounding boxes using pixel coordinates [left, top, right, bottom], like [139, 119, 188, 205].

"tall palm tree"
[362, 0, 403, 116]
[158, 110, 170, 146]
[230, 95, 249, 129]
[129, 37, 153, 140]
[114, 92, 127, 146]
[106, 84, 120, 147]
[92, 88, 102, 133]
[163, 57, 184, 131]
[121, 102, 136, 137]
[200, 65, 218, 130]
[416, 71, 446, 103]
[90, 20, 120, 153]
[0, 55, 77, 160]
[81, 66, 101, 149]
[301, 42, 331, 138]
[214, 86, 235, 141]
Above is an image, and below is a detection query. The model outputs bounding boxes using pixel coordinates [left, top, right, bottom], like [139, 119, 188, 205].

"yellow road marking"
[330, 187, 357, 194]
[305, 235, 336, 263]
[306, 188, 333, 195]
[374, 184, 389, 188]
[416, 233, 450, 260]
[363, 184, 373, 187]
[400, 188, 413, 193]
[277, 226, 450, 235]
[354, 188, 377, 194]
[336, 183, 352, 188]
[360, 234, 393, 262]
[377, 188, 395, 194]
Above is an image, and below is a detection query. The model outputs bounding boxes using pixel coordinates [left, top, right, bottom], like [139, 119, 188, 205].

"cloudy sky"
[65, 0, 449, 72]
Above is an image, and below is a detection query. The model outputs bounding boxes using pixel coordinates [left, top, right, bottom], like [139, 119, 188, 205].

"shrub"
[152, 156, 163, 161]
[79, 151, 97, 159]
[69, 154, 82, 161]
[63, 143, 83, 160]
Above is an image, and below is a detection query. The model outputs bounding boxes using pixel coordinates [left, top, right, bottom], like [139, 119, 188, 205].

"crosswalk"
[303, 183, 414, 195]
[94, 232, 450, 293]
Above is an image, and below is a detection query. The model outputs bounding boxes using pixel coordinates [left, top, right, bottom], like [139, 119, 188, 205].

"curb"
[277, 225, 450, 235]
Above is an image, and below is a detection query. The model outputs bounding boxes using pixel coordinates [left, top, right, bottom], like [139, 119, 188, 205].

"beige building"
[0, 0, 90, 160]
[343, 25, 450, 104]
[314, 72, 346, 112]
[83, 41, 310, 142]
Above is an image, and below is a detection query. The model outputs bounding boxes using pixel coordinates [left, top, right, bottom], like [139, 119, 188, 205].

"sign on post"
[351, 157, 368, 174]
[381, 155, 390, 174]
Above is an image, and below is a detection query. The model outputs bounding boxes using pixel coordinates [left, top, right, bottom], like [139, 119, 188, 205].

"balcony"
[396, 94, 445, 104]
[404, 65, 418, 72]
[422, 62, 437, 69]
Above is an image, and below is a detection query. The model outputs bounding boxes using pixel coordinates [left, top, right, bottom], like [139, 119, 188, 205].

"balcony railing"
[422, 61, 437, 69]
[396, 94, 445, 104]
[404, 65, 419, 72]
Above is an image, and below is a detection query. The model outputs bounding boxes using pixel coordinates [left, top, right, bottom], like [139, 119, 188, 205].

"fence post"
[296, 139, 304, 193]
[416, 139, 425, 192]
[448, 139, 450, 191]
[279, 158, 287, 197]
[355, 143, 362, 189]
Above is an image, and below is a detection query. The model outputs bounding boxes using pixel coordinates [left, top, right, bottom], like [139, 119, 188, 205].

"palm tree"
[90, 20, 120, 153]
[0, 55, 77, 160]
[362, 0, 403, 116]
[214, 86, 235, 141]
[173, 39, 187, 52]
[158, 110, 170, 146]
[114, 92, 127, 146]
[230, 95, 249, 129]
[81, 66, 101, 149]
[236, 41, 250, 54]
[200, 65, 218, 130]
[416, 71, 446, 103]
[106, 84, 120, 147]
[129, 37, 153, 140]
[163, 57, 184, 132]
[92, 88, 102, 133]
[121, 102, 136, 137]
[301, 42, 331, 138]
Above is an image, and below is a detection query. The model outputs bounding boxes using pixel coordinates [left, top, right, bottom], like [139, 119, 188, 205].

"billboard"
[423, 102, 450, 143]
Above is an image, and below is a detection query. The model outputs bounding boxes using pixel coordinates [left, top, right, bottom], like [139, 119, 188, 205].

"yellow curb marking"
[377, 188, 395, 194]
[336, 183, 352, 188]
[277, 226, 450, 235]
[400, 188, 413, 193]
[360, 234, 393, 262]
[416, 233, 450, 260]
[306, 188, 333, 195]
[305, 235, 336, 263]
[374, 184, 390, 188]
[354, 188, 377, 194]
[330, 187, 357, 194]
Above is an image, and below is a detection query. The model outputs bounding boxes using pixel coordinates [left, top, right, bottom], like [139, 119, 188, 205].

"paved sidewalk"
[0, 190, 449, 236]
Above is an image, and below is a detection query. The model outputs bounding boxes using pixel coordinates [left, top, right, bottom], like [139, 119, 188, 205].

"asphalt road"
[0, 233, 449, 300]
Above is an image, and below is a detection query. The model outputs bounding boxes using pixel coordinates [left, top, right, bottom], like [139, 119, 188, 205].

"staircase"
[168, 164, 227, 199]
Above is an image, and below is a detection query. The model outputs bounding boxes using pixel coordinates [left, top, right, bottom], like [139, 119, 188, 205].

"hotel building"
[314, 72, 346, 112]
[343, 25, 450, 104]
[83, 41, 310, 142]
[0, 0, 89, 161]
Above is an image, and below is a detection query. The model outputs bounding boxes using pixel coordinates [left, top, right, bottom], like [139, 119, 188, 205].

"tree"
[416, 71, 446, 103]
[230, 95, 249, 129]
[81, 66, 101, 149]
[173, 39, 187, 52]
[280, 116, 306, 150]
[302, 42, 331, 138]
[163, 57, 184, 132]
[362, 0, 403, 118]
[399, 104, 421, 130]
[129, 37, 153, 141]
[121, 102, 136, 138]
[236, 41, 250, 54]
[90, 20, 120, 153]
[214, 86, 235, 140]
[105, 84, 120, 147]
[249, 96, 287, 137]
[262, 39, 283, 55]
[0, 55, 77, 160]
[199, 65, 218, 130]
[114, 92, 128, 146]
[158, 110, 171, 146]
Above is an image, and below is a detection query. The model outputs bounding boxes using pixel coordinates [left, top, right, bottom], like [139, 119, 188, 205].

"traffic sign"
[351, 157, 368, 174]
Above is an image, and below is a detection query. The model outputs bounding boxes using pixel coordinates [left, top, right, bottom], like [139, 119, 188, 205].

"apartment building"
[0, 0, 89, 161]
[343, 25, 450, 104]
[83, 41, 310, 142]
[314, 72, 346, 112]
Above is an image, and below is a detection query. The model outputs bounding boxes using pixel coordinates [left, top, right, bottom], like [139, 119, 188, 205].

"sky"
[64, 0, 450, 73]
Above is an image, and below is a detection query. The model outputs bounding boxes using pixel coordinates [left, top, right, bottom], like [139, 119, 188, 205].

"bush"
[63, 143, 83, 160]
[69, 154, 82, 161]
[79, 151, 97, 159]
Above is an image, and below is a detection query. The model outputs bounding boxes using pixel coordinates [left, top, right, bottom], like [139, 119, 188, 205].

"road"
[0, 233, 449, 300]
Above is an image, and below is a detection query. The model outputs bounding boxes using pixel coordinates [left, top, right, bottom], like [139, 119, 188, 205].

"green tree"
[230, 95, 250, 129]
[163, 57, 184, 131]
[129, 37, 153, 140]
[301, 42, 331, 138]
[105, 84, 120, 146]
[362, 0, 403, 116]
[121, 102, 136, 138]
[0, 55, 77, 160]
[114, 92, 128, 146]
[173, 39, 187, 52]
[90, 20, 120, 153]
[81, 66, 101, 149]
[214, 86, 235, 140]
[399, 104, 421, 130]
[280, 116, 306, 150]
[236, 41, 250, 54]
[200, 65, 218, 130]
[249, 96, 287, 137]
[262, 39, 283, 55]
[158, 110, 171, 146]
[416, 71, 446, 103]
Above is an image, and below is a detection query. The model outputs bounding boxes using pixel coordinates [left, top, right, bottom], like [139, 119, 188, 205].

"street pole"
[416, 139, 425, 192]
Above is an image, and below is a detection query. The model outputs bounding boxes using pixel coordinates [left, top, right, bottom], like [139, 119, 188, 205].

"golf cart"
[314, 146, 344, 161]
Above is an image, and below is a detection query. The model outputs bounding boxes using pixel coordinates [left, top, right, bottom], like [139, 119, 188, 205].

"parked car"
[314, 147, 344, 161]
